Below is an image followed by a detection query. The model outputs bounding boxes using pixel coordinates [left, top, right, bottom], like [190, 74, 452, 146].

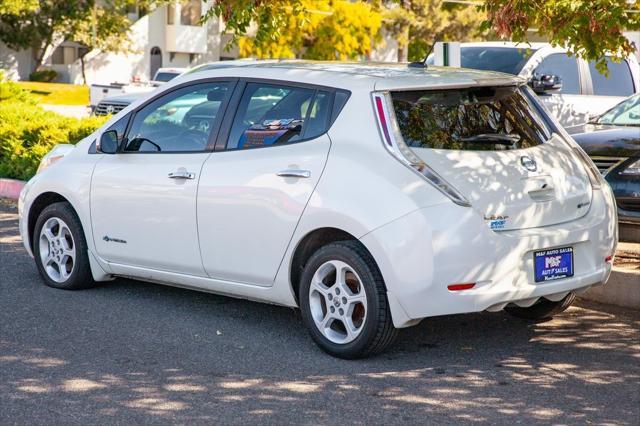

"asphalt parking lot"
[1, 198, 639, 425]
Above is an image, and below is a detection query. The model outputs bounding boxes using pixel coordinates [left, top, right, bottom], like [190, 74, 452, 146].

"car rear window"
[391, 86, 552, 151]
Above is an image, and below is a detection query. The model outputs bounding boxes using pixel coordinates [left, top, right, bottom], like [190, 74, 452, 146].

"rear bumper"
[361, 185, 618, 328]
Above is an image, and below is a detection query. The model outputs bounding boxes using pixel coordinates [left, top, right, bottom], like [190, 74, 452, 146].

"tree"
[482, 0, 640, 73]
[0, 1, 136, 82]
[236, 0, 382, 60]
[382, 0, 487, 62]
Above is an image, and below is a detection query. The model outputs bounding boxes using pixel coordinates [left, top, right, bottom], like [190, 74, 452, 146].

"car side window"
[534, 54, 580, 95]
[124, 82, 232, 153]
[226, 82, 332, 150]
[588, 58, 635, 96]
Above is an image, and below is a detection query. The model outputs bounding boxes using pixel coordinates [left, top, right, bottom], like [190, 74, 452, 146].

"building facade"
[0, 1, 238, 85]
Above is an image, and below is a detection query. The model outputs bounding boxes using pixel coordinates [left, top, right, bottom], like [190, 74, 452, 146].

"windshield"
[153, 72, 180, 82]
[391, 86, 552, 151]
[598, 94, 640, 127]
[426, 47, 535, 75]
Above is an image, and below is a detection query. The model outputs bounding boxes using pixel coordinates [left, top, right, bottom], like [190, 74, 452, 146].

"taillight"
[571, 145, 603, 190]
[448, 283, 476, 291]
[372, 92, 471, 207]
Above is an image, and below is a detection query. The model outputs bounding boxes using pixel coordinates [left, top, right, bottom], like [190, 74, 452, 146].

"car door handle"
[168, 171, 195, 180]
[276, 169, 311, 179]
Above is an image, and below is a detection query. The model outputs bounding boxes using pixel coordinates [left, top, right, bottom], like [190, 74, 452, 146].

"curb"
[581, 266, 640, 310]
[0, 178, 26, 200]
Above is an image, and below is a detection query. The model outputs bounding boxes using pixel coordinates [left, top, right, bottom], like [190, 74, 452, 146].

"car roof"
[458, 41, 553, 50]
[176, 60, 523, 91]
[156, 67, 188, 73]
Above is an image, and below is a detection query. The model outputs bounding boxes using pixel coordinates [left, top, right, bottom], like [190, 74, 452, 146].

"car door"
[533, 53, 588, 132]
[91, 80, 234, 276]
[584, 58, 637, 116]
[197, 81, 337, 286]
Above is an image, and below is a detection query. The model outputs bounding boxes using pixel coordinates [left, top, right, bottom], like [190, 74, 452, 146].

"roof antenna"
[407, 41, 435, 68]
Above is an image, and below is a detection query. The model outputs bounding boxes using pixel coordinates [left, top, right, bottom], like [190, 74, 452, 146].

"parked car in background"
[149, 67, 188, 86]
[91, 67, 186, 114]
[428, 42, 640, 133]
[20, 62, 617, 358]
[572, 94, 640, 240]
[93, 60, 265, 116]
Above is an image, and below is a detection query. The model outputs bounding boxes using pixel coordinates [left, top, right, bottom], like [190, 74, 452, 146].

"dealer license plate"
[534, 247, 574, 283]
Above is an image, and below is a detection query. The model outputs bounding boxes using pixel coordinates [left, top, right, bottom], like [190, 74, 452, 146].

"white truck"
[89, 68, 187, 113]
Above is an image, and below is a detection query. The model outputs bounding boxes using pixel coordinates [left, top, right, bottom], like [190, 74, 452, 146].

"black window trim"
[216, 77, 351, 152]
[118, 77, 239, 155]
[93, 76, 351, 155]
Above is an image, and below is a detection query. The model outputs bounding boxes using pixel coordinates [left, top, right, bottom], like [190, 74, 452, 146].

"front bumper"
[361, 185, 617, 328]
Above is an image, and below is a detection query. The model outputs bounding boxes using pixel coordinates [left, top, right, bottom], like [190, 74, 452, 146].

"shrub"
[29, 68, 58, 82]
[0, 78, 107, 181]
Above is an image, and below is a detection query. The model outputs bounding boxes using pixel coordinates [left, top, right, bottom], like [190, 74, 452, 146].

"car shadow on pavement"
[1, 199, 639, 425]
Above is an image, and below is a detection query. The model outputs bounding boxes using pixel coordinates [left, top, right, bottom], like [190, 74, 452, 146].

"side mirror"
[97, 130, 119, 154]
[530, 73, 563, 94]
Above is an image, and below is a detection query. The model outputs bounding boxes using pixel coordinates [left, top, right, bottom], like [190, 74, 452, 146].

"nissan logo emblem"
[520, 156, 537, 172]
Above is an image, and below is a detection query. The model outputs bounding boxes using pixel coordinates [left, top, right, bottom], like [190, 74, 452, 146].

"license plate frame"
[533, 246, 574, 283]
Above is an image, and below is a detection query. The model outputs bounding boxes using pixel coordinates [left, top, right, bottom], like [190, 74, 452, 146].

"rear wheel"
[33, 202, 96, 290]
[299, 241, 397, 359]
[504, 293, 576, 320]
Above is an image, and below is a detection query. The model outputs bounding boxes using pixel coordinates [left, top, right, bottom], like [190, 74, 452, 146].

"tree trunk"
[32, 44, 49, 74]
[397, 43, 409, 63]
[80, 54, 87, 85]
[397, 0, 411, 62]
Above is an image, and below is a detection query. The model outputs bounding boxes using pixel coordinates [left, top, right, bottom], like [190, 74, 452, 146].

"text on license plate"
[534, 246, 574, 283]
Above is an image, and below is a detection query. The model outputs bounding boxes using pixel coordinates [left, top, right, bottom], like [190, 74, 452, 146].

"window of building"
[180, 0, 202, 26]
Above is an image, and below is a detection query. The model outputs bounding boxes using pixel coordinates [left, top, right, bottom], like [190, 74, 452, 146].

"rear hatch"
[388, 85, 592, 231]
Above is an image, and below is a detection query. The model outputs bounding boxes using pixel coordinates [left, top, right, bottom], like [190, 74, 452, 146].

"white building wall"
[0, 42, 34, 80]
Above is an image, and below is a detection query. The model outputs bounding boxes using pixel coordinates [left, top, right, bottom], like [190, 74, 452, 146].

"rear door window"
[534, 54, 581, 94]
[588, 58, 635, 96]
[226, 82, 333, 150]
[391, 86, 552, 151]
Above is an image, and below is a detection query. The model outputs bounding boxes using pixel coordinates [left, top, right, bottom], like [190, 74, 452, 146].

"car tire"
[33, 202, 97, 290]
[504, 293, 576, 320]
[299, 241, 398, 359]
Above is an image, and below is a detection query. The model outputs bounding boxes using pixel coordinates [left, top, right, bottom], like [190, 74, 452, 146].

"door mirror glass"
[530, 73, 563, 94]
[98, 130, 119, 154]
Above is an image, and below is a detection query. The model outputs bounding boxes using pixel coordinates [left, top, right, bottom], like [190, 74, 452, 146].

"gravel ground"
[1, 199, 639, 425]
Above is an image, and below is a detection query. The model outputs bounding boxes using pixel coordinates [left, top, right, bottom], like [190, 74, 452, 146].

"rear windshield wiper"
[455, 133, 521, 145]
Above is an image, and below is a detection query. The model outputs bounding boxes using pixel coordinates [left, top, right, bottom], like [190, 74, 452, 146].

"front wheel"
[299, 241, 397, 359]
[504, 293, 576, 320]
[33, 202, 96, 290]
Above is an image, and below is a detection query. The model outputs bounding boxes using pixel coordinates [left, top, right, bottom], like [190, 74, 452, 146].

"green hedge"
[0, 77, 107, 181]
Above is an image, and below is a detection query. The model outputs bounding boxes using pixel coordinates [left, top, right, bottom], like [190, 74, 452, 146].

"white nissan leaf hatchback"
[19, 62, 617, 358]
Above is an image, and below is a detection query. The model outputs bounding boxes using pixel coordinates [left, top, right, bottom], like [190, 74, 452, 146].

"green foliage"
[0, 0, 138, 76]
[383, 0, 488, 62]
[482, 0, 640, 74]
[237, 0, 382, 60]
[0, 78, 106, 180]
[204, 0, 305, 50]
[28, 69, 58, 82]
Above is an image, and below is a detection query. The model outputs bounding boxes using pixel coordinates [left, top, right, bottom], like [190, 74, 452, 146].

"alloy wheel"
[308, 260, 368, 344]
[38, 217, 76, 283]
